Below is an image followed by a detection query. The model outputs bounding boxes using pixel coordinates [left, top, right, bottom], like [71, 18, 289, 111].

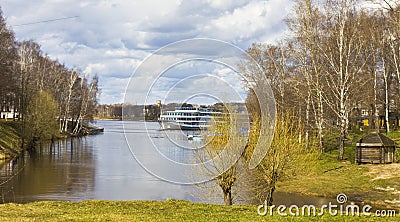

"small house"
[355, 133, 396, 164]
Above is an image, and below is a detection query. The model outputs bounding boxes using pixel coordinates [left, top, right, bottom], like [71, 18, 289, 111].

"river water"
[0, 121, 200, 203]
[0, 120, 342, 207]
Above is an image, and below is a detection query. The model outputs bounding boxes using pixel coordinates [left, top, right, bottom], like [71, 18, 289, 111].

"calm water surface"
[0, 121, 200, 203]
[0, 121, 342, 207]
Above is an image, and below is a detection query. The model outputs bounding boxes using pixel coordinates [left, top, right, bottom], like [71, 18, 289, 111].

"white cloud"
[205, 0, 248, 10]
[1, 0, 293, 104]
[200, 0, 293, 44]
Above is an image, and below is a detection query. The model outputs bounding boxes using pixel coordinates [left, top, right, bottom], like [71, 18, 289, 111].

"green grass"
[0, 200, 397, 221]
[278, 152, 374, 197]
[0, 120, 22, 159]
[385, 131, 400, 160]
[277, 129, 400, 209]
[384, 130, 400, 141]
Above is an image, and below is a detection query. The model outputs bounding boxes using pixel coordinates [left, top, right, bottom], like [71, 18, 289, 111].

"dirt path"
[364, 163, 400, 181]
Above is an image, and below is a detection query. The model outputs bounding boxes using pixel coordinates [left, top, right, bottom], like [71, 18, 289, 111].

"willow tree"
[25, 90, 58, 147]
[243, 113, 304, 206]
[195, 111, 248, 205]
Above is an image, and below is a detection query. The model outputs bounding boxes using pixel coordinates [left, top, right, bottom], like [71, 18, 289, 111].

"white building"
[1, 110, 18, 119]
[1, 92, 19, 120]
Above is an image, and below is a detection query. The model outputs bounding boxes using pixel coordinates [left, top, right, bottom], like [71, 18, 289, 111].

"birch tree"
[287, 0, 326, 153]
[72, 75, 99, 135]
[321, 0, 370, 160]
[60, 70, 78, 133]
[381, 1, 400, 131]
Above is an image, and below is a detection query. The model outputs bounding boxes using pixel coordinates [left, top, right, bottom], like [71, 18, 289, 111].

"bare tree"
[0, 8, 18, 117]
[194, 111, 247, 205]
[287, 0, 326, 153]
[60, 70, 78, 133]
[319, 0, 371, 160]
[72, 75, 99, 135]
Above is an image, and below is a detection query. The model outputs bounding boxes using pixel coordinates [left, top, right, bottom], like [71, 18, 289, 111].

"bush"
[25, 91, 59, 144]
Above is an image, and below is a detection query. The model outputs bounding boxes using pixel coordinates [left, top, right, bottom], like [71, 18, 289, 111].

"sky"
[1, 0, 294, 104]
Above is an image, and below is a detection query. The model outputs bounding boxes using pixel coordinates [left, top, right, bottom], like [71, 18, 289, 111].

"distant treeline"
[0, 8, 99, 148]
[96, 103, 161, 121]
[96, 102, 233, 121]
[96, 103, 192, 121]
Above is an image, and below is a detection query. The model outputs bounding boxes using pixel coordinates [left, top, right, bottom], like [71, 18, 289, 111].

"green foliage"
[243, 113, 305, 205]
[322, 126, 367, 156]
[385, 131, 400, 143]
[25, 91, 59, 144]
[322, 127, 341, 152]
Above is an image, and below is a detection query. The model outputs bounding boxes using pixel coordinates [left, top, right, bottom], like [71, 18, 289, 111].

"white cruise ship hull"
[159, 121, 208, 130]
[158, 105, 220, 130]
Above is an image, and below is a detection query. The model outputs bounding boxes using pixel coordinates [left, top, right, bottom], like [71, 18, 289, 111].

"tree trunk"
[298, 105, 302, 144]
[373, 69, 379, 130]
[265, 172, 278, 206]
[317, 90, 324, 154]
[385, 86, 390, 134]
[338, 101, 346, 161]
[382, 58, 390, 133]
[265, 185, 275, 207]
[223, 190, 232, 206]
[305, 92, 310, 149]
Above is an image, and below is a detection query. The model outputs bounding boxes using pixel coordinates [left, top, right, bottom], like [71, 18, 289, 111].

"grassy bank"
[277, 140, 400, 209]
[0, 121, 22, 160]
[0, 199, 398, 221]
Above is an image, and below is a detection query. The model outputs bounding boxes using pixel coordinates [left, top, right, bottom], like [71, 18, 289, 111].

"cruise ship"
[158, 105, 222, 130]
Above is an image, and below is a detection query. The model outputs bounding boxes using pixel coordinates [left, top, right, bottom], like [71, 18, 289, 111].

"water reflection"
[1, 137, 95, 202]
[0, 121, 198, 203]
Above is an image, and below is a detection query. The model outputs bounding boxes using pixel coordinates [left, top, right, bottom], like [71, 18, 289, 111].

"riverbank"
[0, 121, 22, 160]
[0, 120, 103, 160]
[0, 199, 397, 221]
[276, 149, 400, 210]
[274, 130, 400, 209]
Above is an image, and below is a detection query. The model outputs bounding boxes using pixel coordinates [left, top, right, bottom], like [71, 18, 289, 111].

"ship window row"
[163, 117, 205, 121]
[163, 117, 173, 121]
[166, 112, 195, 116]
[176, 107, 197, 110]
[165, 112, 212, 116]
